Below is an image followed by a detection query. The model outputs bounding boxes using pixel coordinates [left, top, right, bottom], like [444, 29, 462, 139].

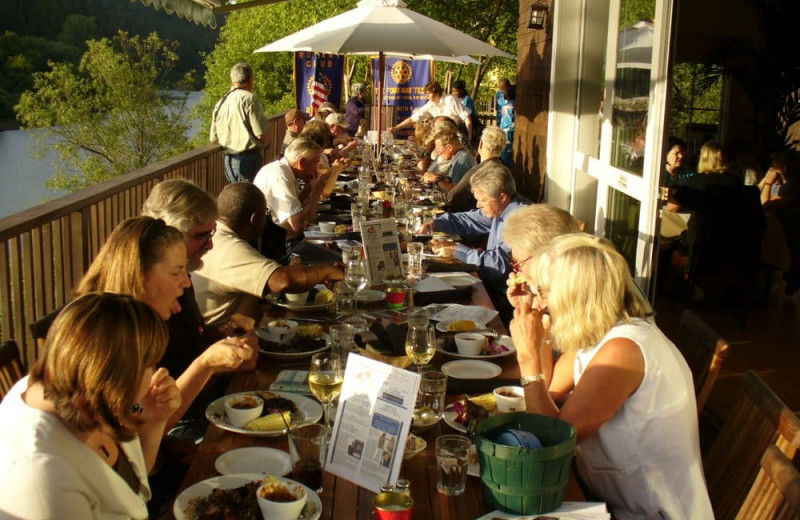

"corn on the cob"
[468, 393, 497, 411]
[245, 411, 292, 431]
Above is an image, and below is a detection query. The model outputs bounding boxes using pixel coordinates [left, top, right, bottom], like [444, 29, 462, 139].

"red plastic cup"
[373, 492, 413, 520]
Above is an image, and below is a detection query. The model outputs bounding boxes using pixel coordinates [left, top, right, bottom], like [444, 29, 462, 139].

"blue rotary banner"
[371, 57, 433, 135]
[294, 52, 345, 117]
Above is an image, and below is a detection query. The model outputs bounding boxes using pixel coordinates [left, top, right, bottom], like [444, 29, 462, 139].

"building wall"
[514, 0, 553, 202]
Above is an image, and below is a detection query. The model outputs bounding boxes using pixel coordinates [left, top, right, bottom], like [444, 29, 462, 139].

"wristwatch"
[520, 373, 545, 386]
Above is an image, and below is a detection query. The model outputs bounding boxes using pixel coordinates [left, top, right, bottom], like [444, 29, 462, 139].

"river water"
[0, 91, 205, 219]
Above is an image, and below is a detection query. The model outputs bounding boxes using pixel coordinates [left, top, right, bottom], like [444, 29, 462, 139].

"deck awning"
[137, 0, 294, 28]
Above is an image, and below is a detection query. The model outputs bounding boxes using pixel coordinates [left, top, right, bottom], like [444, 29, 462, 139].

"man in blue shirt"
[495, 78, 510, 126]
[419, 161, 530, 324]
[421, 129, 476, 191]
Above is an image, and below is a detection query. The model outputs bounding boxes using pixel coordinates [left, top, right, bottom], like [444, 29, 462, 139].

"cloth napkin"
[355, 321, 408, 356]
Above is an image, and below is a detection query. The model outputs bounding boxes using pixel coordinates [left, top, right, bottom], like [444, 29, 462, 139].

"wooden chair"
[676, 309, 732, 414]
[704, 370, 800, 520]
[0, 339, 25, 400]
[735, 444, 800, 520]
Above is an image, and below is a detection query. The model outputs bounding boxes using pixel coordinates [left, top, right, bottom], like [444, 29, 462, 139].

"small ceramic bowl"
[403, 434, 427, 459]
[454, 332, 486, 356]
[256, 478, 307, 520]
[224, 394, 264, 428]
[266, 320, 298, 344]
[493, 386, 527, 413]
[284, 291, 310, 304]
[318, 221, 337, 233]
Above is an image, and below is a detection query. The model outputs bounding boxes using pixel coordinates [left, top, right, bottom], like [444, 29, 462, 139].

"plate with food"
[257, 322, 329, 359]
[265, 287, 334, 311]
[437, 333, 516, 360]
[442, 393, 497, 434]
[174, 474, 321, 520]
[206, 391, 322, 437]
[215, 447, 292, 477]
[435, 319, 479, 333]
[441, 360, 502, 379]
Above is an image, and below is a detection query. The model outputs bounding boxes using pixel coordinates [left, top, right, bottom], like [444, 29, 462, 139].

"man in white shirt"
[388, 80, 473, 141]
[253, 138, 328, 241]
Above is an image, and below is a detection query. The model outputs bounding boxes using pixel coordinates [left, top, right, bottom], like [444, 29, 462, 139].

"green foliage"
[196, 0, 518, 144]
[14, 31, 197, 193]
[57, 14, 100, 48]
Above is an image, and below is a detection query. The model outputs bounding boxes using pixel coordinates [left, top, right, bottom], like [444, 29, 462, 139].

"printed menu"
[360, 218, 404, 284]
[325, 354, 420, 493]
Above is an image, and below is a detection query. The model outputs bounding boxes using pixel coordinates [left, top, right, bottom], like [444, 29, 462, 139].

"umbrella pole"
[377, 51, 385, 161]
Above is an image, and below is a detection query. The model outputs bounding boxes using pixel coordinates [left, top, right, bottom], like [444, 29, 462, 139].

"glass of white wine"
[308, 353, 344, 434]
[405, 323, 436, 372]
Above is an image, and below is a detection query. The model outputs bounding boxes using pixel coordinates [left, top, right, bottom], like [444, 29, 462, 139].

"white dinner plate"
[173, 474, 322, 520]
[356, 289, 385, 302]
[441, 360, 502, 379]
[215, 447, 292, 476]
[265, 293, 334, 312]
[435, 319, 479, 333]
[442, 402, 467, 433]
[205, 391, 322, 437]
[429, 273, 480, 288]
[437, 334, 516, 360]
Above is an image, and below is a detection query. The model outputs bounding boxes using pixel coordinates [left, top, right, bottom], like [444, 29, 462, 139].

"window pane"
[610, 0, 656, 176]
[605, 187, 640, 270]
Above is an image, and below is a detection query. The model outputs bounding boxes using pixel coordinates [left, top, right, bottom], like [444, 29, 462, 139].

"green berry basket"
[473, 412, 577, 515]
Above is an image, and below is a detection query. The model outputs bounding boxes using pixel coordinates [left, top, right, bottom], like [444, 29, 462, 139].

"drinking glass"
[435, 435, 470, 496]
[288, 423, 328, 493]
[345, 257, 368, 300]
[413, 370, 447, 430]
[328, 323, 355, 363]
[405, 323, 436, 372]
[406, 242, 424, 277]
[308, 352, 344, 434]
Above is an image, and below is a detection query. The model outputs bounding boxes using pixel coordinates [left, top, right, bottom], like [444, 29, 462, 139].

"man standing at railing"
[210, 63, 271, 183]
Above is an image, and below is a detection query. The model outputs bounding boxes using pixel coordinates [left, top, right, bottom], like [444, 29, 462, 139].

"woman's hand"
[506, 273, 533, 309]
[139, 368, 181, 425]
[201, 337, 256, 373]
[510, 303, 548, 376]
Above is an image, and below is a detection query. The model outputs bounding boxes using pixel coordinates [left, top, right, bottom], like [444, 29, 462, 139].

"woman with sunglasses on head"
[0, 293, 181, 520]
[506, 232, 712, 519]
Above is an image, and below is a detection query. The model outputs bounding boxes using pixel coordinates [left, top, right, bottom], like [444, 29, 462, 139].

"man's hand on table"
[431, 239, 457, 258]
[201, 336, 258, 373]
[417, 221, 434, 235]
[421, 171, 441, 184]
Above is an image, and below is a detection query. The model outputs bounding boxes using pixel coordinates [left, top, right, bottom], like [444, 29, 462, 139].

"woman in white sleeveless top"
[507, 233, 713, 520]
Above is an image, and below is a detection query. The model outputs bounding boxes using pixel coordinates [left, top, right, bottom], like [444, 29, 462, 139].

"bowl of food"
[284, 291, 310, 304]
[493, 386, 527, 413]
[256, 476, 307, 520]
[265, 320, 298, 344]
[404, 434, 427, 459]
[224, 394, 264, 428]
[318, 221, 337, 233]
[454, 332, 487, 356]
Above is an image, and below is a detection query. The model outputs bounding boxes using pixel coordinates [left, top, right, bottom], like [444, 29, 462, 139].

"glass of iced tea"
[288, 423, 328, 493]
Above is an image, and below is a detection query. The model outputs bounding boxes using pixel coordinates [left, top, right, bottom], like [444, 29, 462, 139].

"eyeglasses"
[188, 227, 216, 246]
[511, 254, 534, 273]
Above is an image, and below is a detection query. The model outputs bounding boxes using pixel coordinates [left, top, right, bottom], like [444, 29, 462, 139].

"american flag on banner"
[310, 78, 328, 115]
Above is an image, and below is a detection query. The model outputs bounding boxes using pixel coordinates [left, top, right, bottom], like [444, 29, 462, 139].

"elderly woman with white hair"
[507, 233, 712, 519]
[346, 82, 368, 136]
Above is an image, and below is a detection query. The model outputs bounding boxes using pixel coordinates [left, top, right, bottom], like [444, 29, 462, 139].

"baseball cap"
[285, 108, 309, 124]
[325, 112, 349, 128]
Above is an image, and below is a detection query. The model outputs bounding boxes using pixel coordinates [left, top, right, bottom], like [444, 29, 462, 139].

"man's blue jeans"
[224, 150, 263, 182]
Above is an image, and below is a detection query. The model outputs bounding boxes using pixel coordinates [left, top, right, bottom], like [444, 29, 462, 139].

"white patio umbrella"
[254, 0, 512, 144]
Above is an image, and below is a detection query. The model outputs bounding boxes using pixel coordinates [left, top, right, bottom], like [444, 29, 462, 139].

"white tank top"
[573, 318, 714, 520]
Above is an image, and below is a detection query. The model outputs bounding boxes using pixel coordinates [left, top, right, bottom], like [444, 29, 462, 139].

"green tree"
[57, 14, 100, 48]
[15, 31, 197, 193]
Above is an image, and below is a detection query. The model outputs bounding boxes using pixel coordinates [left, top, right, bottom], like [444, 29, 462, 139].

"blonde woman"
[0, 293, 181, 519]
[509, 233, 712, 519]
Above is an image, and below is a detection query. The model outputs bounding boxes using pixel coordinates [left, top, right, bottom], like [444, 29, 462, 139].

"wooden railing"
[0, 113, 287, 368]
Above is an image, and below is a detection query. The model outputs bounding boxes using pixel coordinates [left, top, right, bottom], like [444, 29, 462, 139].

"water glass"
[407, 242, 424, 276]
[414, 370, 447, 429]
[435, 435, 470, 496]
[334, 282, 355, 315]
[288, 423, 328, 493]
[342, 245, 362, 266]
[329, 323, 356, 362]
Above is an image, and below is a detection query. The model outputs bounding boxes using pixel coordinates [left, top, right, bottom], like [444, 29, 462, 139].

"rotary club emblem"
[306, 74, 334, 96]
[391, 61, 413, 85]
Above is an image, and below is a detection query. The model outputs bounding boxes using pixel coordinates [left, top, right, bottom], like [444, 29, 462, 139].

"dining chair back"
[0, 339, 25, 401]
[735, 444, 800, 520]
[704, 370, 800, 520]
[676, 309, 731, 414]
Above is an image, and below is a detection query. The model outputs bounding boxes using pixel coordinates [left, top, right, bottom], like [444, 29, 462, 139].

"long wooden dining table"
[167, 269, 582, 520]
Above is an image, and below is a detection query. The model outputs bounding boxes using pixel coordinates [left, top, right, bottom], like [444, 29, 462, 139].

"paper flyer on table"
[325, 354, 420, 493]
[474, 501, 610, 520]
[360, 219, 403, 284]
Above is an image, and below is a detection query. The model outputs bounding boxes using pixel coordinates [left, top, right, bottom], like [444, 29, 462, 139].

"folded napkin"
[447, 378, 520, 395]
[355, 321, 408, 356]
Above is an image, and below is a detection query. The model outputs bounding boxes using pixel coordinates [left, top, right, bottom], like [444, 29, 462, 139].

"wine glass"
[405, 323, 436, 372]
[308, 352, 344, 434]
[344, 257, 368, 301]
